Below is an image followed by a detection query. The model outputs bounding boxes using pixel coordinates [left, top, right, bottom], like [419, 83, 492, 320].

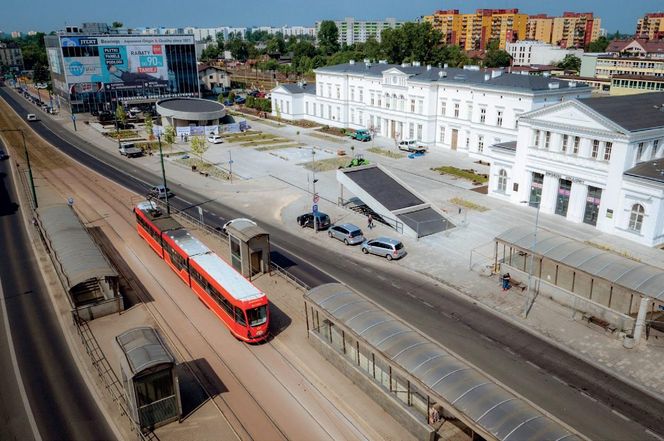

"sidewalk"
[19, 89, 664, 398]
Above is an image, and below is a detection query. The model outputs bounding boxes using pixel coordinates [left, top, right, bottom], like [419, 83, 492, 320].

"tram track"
[0, 102, 364, 441]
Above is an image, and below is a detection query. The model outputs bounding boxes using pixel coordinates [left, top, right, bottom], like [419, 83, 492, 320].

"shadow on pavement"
[178, 358, 228, 420]
[0, 171, 19, 217]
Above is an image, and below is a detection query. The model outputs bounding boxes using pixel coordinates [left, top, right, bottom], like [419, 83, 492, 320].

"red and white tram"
[133, 201, 269, 342]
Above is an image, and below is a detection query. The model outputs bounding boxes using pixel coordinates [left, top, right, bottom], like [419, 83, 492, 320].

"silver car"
[361, 237, 407, 260]
[328, 223, 364, 245]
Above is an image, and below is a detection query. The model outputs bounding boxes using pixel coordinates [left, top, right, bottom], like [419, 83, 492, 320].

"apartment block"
[507, 40, 583, 67]
[636, 12, 664, 40]
[316, 17, 403, 45]
[551, 12, 601, 48]
[459, 9, 527, 51]
[423, 10, 462, 46]
[526, 14, 554, 43]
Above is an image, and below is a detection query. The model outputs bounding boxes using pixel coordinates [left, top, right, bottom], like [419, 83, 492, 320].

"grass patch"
[450, 197, 489, 212]
[220, 130, 259, 138]
[106, 130, 140, 140]
[255, 143, 304, 151]
[174, 157, 231, 180]
[240, 138, 290, 147]
[225, 133, 278, 143]
[431, 166, 488, 184]
[300, 157, 351, 172]
[367, 147, 405, 159]
[309, 132, 342, 143]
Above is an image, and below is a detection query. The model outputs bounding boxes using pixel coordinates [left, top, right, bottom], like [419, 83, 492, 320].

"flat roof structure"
[156, 98, 226, 122]
[116, 327, 175, 376]
[344, 166, 423, 211]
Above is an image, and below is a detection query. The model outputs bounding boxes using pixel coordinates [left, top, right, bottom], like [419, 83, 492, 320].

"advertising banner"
[100, 44, 169, 88]
[63, 56, 102, 83]
[47, 48, 62, 75]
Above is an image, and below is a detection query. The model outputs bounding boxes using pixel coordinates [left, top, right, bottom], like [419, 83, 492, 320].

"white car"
[397, 139, 427, 153]
[26, 113, 38, 122]
[207, 134, 223, 144]
[222, 218, 257, 234]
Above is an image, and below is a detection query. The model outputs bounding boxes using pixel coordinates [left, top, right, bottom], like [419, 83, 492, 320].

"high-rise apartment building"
[424, 9, 526, 50]
[525, 14, 554, 42]
[551, 12, 601, 48]
[315, 17, 403, 45]
[636, 12, 664, 40]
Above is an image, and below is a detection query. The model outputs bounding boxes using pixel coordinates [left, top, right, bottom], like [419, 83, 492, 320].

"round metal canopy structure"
[156, 98, 226, 121]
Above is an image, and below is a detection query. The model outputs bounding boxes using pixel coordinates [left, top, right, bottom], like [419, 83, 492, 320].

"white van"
[26, 114, 38, 122]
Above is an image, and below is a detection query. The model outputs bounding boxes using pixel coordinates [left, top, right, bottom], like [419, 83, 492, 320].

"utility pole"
[228, 150, 233, 184]
[1, 129, 37, 208]
[522, 196, 541, 318]
[157, 133, 170, 214]
[311, 147, 318, 233]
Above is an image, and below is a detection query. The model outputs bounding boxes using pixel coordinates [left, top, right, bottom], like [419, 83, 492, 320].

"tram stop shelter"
[225, 220, 270, 278]
[115, 327, 181, 431]
[304, 283, 581, 441]
[36, 204, 122, 320]
[495, 227, 664, 345]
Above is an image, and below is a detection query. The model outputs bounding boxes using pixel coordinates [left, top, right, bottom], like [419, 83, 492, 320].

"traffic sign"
[313, 193, 320, 203]
[312, 204, 318, 213]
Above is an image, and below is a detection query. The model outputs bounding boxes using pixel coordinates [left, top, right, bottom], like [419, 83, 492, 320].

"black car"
[297, 212, 331, 230]
[116, 122, 135, 130]
[97, 111, 114, 123]
[0, 149, 8, 160]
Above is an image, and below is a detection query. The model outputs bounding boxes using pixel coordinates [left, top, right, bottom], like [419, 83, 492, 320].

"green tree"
[444, 45, 470, 67]
[190, 135, 208, 164]
[318, 20, 340, 55]
[217, 93, 225, 103]
[115, 105, 127, 125]
[266, 36, 286, 54]
[380, 27, 406, 64]
[112, 21, 123, 28]
[32, 62, 50, 83]
[363, 36, 382, 61]
[228, 91, 236, 102]
[557, 54, 581, 72]
[163, 125, 176, 145]
[144, 114, 154, 140]
[200, 45, 220, 61]
[226, 38, 249, 61]
[587, 36, 610, 52]
[215, 32, 225, 50]
[483, 40, 511, 68]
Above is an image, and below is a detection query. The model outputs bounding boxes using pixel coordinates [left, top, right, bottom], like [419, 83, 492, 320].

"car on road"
[297, 212, 331, 230]
[0, 149, 8, 160]
[349, 129, 371, 142]
[207, 134, 223, 144]
[397, 139, 427, 153]
[328, 223, 364, 245]
[361, 237, 406, 261]
[148, 185, 174, 199]
[26, 113, 38, 122]
[234, 96, 246, 105]
[222, 218, 257, 234]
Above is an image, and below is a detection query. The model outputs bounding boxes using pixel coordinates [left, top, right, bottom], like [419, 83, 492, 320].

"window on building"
[359, 88, 364, 102]
[377, 95, 382, 107]
[573, 136, 580, 154]
[465, 131, 471, 149]
[336, 106, 341, 120]
[637, 142, 645, 161]
[408, 123, 414, 139]
[358, 110, 363, 125]
[416, 124, 423, 141]
[544, 131, 551, 149]
[336, 85, 340, 99]
[628, 203, 645, 233]
[327, 84, 331, 97]
[496, 110, 503, 127]
[305, 102, 309, 115]
[385, 94, 390, 109]
[562, 134, 569, 153]
[480, 108, 486, 123]
[454, 103, 460, 118]
[410, 99, 415, 112]
[417, 99, 423, 114]
[497, 169, 507, 192]
[350, 87, 355, 101]
[534, 130, 540, 147]
[398, 95, 405, 111]
[350, 108, 355, 123]
[439, 126, 445, 142]
[370, 93, 375, 106]
[591, 139, 600, 158]
[604, 142, 612, 161]
[652, 140, 660, 159]
[478, 135, 484, 153]
[467, 104, 473, 120]
[440, 100, 446, 116]
[328, 104, 332, 119]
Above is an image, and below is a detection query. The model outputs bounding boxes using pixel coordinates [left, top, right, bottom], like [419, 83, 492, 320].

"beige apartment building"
[636, 12, 664, 40]
[551, 12, 601, 48]
[525, 14, 554, 42]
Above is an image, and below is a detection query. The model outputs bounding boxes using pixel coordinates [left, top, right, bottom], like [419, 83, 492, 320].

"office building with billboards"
[45, 33, 199, 113]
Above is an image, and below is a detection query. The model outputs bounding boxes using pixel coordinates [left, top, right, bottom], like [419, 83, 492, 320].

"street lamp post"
[1, 128, 37, 208]
[311, 147, 318, 233]
[521, 197, 541, 318]
[156, 133, 170, 214]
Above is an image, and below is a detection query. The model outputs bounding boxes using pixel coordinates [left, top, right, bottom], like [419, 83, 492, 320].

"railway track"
[0, 99, 368, 441]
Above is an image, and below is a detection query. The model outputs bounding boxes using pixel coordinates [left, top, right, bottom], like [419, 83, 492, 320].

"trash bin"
[191, 165, 197, 172]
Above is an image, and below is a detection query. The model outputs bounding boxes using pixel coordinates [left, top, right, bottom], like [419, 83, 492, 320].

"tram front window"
[247, 305, 267, 327]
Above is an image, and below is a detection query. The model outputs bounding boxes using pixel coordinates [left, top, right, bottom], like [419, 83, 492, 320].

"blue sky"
[1, 0, 656, 34]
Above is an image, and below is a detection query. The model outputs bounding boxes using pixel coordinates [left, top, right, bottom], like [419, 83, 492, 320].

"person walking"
[367, 214, 374, 229]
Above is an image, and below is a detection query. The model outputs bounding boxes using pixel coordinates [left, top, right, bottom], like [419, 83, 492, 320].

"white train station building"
[271, 61, 591, 159]
[486, 93, 664, 247]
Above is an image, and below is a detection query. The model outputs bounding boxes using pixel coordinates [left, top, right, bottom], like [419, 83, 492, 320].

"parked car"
[119, 142, 143, 158]
[207, 134, 223, 144]
[222, 218, 257, 234]
[297, 212, 331, 230]
[223, 99, 234, 106]
[361, 237, 406, 261]
[256, 91, 266, 98]
[26, 113, 38, 122]
[349, 129, 371, 142]
[397, 139, 427, 153]
[97, 110, 114, 123]
[148, 185, 174, 199]
[0, 149, 8, 160]
[328, 223, 364, 245]
[116, 122, 135, 130]
[234, 96, 246, 105]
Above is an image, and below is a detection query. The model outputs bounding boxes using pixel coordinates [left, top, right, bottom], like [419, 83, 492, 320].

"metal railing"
[138, 395, 179, 431]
